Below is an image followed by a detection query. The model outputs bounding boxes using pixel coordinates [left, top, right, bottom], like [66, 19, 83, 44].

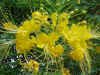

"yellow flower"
[48, 44, 64, 57]
[28, 60, 39, 73]
[32, 11, 43, 24]
[48, 32, 60, 43]
[64, 24, 92, 41]
[36, 32, 63, 57]
[32, 11, 42, 20]
[64, 24, 92, 49]
[36, 32, 59, 48]
[20, 60, 39, 73]
[62, 68, 70, 75]
[59, 13, 69, 25]
[16, 26, 37, 53]
[32, 11, 49, 25]
[15, 17, 42, 53]
[3, 22, 17, 30]
[41, 14, 49, 25]
[22, 20, 41, 33]
[51, 13, 58, 30]
[32, 61, 40, 73]
[69, 49, 84, 61]
[36, 32, 49, 48]
[56, 13, 69, 34]
[16, 35, 36, 53]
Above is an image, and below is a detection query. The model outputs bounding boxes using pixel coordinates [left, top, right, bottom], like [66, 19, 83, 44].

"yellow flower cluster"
[16, 20, 40, 53]
[15, 12, 51, 53]
[36, 32, 64, 57]
[63, 24, 92, 61]
[15, 12, 65, 57]
[20, 60, 40, 73]
[3, 11, 94, 74]
[3, 12, 92, 61]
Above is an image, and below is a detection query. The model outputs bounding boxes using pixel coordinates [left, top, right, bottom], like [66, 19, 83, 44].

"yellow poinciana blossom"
[62, 68, 70, 75]
[69, 49, 84, 61]
[16, 27, 36, 53]
[3, 22, 17, 30]
[48, 44, 64, 57]
[32, 11, 49, 25]
[36, 32, 64, 57]
[51, 13, 58, 30]
[32, 11, 42, 19]
[16, 19, 40, 53]
[56, 13, 69, 34]
[64, 24, 92, 61]
[36, 32, 59, 48]
[20, 60, 40, 73]
[41, 14, 50, 25]
[64, 24, 92, 49]
[16, 12, 50, 54]
[59, 13, 69, 25]
[64, 24, 92, 41]
[36, 32, 49, 48]
[22, 18, 41, 33]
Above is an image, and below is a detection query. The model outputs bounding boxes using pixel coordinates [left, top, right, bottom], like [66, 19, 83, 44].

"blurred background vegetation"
[0, 0, 100, 75]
